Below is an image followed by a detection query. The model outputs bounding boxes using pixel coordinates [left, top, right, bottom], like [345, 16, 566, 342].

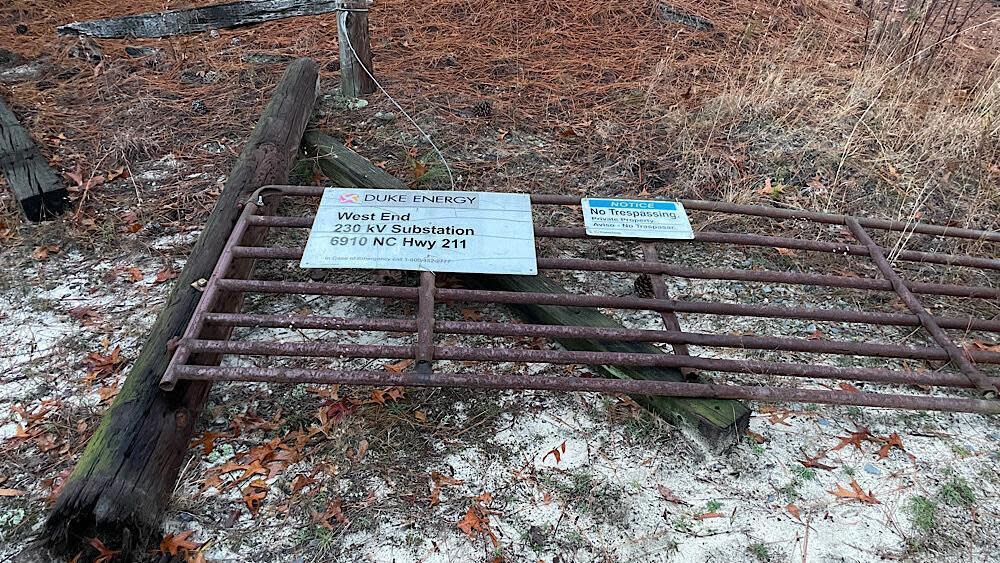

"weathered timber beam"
[657, 3, 714, 30]
[0, 97, 67, 221]
[57, 0, 357, 39]
[43, 58, 320, 559]
[302, 130, 751, 450]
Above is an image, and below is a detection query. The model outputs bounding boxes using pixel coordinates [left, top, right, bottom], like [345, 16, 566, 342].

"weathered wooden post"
[337, 1, 376, 97]
[0, 97, 68, 221]
[43, 58, 320, 559]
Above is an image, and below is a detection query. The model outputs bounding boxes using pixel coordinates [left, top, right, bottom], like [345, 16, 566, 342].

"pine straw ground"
[0, 0, 999, 562]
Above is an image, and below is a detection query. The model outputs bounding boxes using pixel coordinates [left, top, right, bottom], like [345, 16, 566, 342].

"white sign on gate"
[300, 188, 537, 275]
[581, 198, 694, 239]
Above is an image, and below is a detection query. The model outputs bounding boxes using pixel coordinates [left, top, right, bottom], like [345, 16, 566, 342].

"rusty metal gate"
[162, 185, 1000, 414]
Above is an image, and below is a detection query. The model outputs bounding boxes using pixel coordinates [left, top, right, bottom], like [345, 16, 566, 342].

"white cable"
[338, 13, 457, 190]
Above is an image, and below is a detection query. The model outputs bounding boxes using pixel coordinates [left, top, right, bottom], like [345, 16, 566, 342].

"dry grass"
[0, 0, 996, 242]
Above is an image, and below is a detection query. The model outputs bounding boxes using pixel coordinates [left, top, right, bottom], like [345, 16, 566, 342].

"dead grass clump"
[653, 37, 999, 235]
[862, 0, 992, 72]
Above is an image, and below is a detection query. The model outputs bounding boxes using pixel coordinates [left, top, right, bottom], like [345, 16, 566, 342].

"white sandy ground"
[1, 206, 998, 563]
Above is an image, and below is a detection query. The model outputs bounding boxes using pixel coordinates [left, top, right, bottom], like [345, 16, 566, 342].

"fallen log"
[58, 0, 349, 39]
[0, 96, 67, 221]
[656, 3, 714, 31]
[302, 130, 750, 450]
[44, 58, 319, 559]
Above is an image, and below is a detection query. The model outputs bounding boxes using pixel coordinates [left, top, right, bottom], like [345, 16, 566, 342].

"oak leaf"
[876, 432, 905, 460]
[831, 426, 873, 451]
[160, 530, 199, 556]
[154, 267, 178, 284]
[32, 245, 60, 260]
[191, 431, 225, 455]
[830, 479, 879, 504]
[461, 308, 483, 321]
[383, 359, 413, 373]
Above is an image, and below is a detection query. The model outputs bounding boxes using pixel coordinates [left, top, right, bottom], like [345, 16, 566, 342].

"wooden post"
[302, 131, 751, 451]
[337, 3, 376, 97]
[43, 58, 320, 559]
[58, 0, 345, 38]
[0, 97, 68, 221]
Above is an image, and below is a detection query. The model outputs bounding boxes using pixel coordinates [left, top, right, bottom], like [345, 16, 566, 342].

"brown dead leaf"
[97, 385, 119, 403]
[191, 431, 225, 455]
[68, 307, 99, 322]
[348, 439, 369, 462]
[106, 166, 128, 182]
[831, 426, 873, 451]
[154, 267, 178, 284]
[457, 505, 485, 537]
[88, 537, 119, 563]
[838, 382, 861, 393]
[746, 430, 766, 444]
[0, 488, 26, 497]
[775, 247, 797, 257]
[411, 160, 429, 179]
[457, 497, 498, 546]
[126, 267, 143, 282]
[461, 308, 483, 321]
[291, 474, 317, 495]
[383, 359, 414, 373]
[414, 410, 428, 423]
[429, 471, 464, 506]
[876, 432, 906, 460]
[799, 452, 836, 471]
[542, 441, 567, 464]
[656, 484, 689, 505]
[242, 487, 268, 515]
[767, 411, 793, 426]
[965, 339, 1000, 353]
[830, 479, 880, 504]
[84, 346, 123, 381]
[785, 503, 801, 520]
[758, 177, 783, 197]
[432, 472, 464, 487]
[324, 498, 349, 526]
[32, 244, 60, 260]
[160, 530, 200, 556]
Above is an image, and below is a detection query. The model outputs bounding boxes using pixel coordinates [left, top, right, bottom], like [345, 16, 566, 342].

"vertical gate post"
[337, 1, 376, 97]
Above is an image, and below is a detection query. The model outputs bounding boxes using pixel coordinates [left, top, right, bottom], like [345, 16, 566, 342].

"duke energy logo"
[338, 193, 361, 204]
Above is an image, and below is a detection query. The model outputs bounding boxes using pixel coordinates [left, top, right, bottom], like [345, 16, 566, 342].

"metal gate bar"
[846, 217, 992, 392]
[161, 185, 1000, 414]
[210, 278, 1000, 333]
[248, 217, 1000, 271]
[226, 247, 1000, 299]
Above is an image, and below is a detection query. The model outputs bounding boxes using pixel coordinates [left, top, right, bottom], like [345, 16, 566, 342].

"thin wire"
[338, 13, 457, 191]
